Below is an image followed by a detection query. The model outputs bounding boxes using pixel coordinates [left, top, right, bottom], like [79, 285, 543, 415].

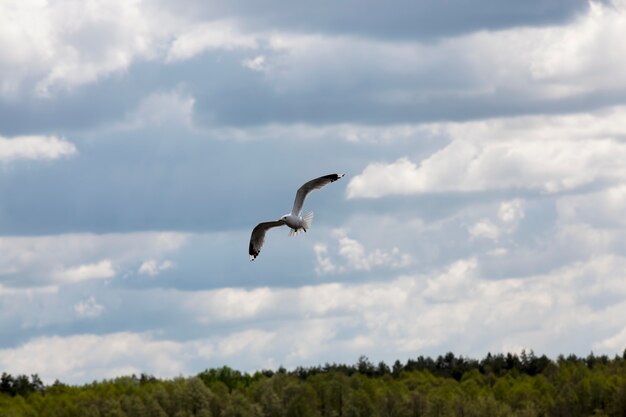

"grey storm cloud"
[4, 46, 626, 136]
[171, 0, 596, 40]
[1, 0, 621, 136]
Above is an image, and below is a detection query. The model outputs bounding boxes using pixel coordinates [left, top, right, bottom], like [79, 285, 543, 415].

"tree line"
[1, 350, 625, 417]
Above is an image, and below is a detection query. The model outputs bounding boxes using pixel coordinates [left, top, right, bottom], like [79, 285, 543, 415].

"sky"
[1, 0, 626, 384]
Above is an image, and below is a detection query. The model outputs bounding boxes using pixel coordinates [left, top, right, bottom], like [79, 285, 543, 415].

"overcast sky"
[2, 0, 626, 384]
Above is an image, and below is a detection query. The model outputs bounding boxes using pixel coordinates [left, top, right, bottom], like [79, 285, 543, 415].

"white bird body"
[249, 173, 344, 260]
[282, 211, 314, 236]
[281, 213, 302, 230]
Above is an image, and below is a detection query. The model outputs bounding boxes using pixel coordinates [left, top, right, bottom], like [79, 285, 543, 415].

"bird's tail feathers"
[302, 211, 314, 230]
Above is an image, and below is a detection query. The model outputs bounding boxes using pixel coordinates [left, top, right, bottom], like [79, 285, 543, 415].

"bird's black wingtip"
[249, 243, 259, 261]
[327, 173, 345, 182]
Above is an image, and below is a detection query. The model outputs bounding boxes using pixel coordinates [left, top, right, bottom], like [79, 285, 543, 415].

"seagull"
[249, 173, 345, 261]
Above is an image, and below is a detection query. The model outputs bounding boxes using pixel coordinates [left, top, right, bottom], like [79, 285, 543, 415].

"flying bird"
[249, 173, 345, 260]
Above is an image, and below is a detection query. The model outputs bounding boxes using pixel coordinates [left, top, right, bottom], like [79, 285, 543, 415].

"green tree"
[343, 389, 375, 417]
[283, 382, 320, 417]
[222, 391, 261, 417]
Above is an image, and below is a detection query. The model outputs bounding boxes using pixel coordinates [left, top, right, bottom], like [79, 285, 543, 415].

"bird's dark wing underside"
[291, 173, 345, 216]
[249, 220, 286, 260]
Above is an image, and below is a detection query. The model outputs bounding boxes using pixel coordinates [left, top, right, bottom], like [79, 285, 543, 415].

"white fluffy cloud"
[423, 259, 478, 302]
[314, 244, 338, 275]
[348, 106, 626, 198]
[468, 220, 501, 241]
[468, 200, 525, 241]
[3, 0, 625, 100]
[255, 1, 626, 103]
[74, 296, 105, 318]
[242, 55, 267, 72]
[548, 186, 626, 260]
[185, 287, 278, 323]
[4, 252, 625, 384]
[121, 90, 196, 129]
[0, 0, 258, 96]
[138, 259, 174, 276]
[180, 253, 626, 355]
[335, 229, 412, 271]
[0, 0, 170, 95]
[215, 329, 276, 359]
[523, 1, 626, 95]
[0, 332, 185, 383]
[0, 135, 77, 162]
[0, 232, 187, 287]
[594, 326, 626, 351]
[52, 260, 115, 283]
[350, 138, 626, 197]
[313, 229, 412, 274]
[166, 21, 258, 62]
[557, 185, 626, 228]
[498, 199, 525, 224]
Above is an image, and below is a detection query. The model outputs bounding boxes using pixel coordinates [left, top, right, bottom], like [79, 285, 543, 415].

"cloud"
[348, 107, 626, 198]
[1, 0, 621, 109]
[242, 55, 266, 72]
[166, 21, 258, 62]
[216, 329, 275, 358]
[468, 220, 501, 241]
[314, 244, 338, 275]
[0, 232, 187, 287]
[121, 90, 196, 129]
[557, 185, 626, 228]
[0, 323, 332, 384]
[0, 135, 77, 162]
[547, 186, 626, 262]
[0, 284, 58, 297]
[0, 332, 185, 384]
[525, 1, 626, 94]
[0, 0, 174, 96]
[185, 287, 278, 323]
[335, 229, 412, 271]
[423, 259, 478, 301]
[3, 252, 626, 384]
[1, 0, 624, 135]
[468, 200, 525, 241]
[593, 326, 626, 351]
[199, 0, 592, 41]
[350, 139, 626, 197]
[0, 1, 258, 96]
[138, 259, 174, 276]
[313, 229, 412, 274]
[52, 260, 115, 283]
[498, 199, 525, 224]
[214, 1, 624, 125]
[74, 296, 105, 318]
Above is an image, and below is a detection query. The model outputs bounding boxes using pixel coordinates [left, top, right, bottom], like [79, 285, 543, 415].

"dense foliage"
[1, 351, 625, 417]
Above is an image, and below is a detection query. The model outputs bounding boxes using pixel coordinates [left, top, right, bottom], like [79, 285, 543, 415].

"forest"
[1, 351, 625, 417]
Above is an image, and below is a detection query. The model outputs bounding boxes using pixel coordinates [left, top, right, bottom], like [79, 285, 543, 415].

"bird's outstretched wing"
[249, 220, 286, 260]
[291, 173, 345, 216]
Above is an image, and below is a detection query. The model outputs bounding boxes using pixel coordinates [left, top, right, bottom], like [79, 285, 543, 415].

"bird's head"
[279, 214, 289, 222]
